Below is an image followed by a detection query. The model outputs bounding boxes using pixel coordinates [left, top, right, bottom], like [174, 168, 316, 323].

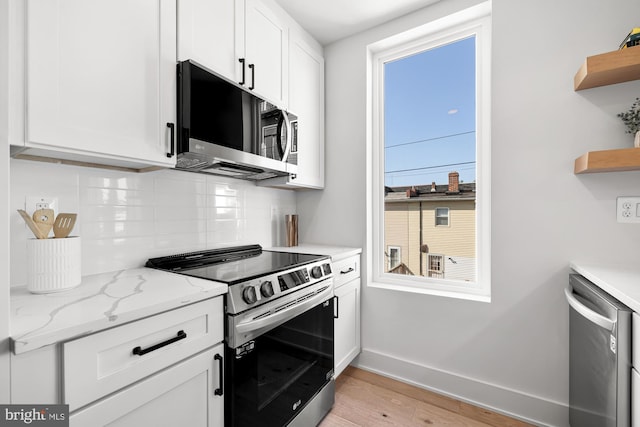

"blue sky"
[384, 36, 476, 187]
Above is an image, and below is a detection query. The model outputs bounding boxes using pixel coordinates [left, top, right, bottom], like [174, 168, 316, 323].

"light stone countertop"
[11, 267, 227, 355]
[268, 243, 362, 262]
[570, 262, 640, 312]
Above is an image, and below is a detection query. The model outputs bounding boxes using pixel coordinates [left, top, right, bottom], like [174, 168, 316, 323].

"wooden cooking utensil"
[32, 208, 55, 238]
[53, 213, 77, 238]
[18, 209, 46, 239]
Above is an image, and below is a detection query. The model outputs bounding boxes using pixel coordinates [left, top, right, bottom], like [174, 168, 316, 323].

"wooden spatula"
[32, 208, 55, 238]
[53, 213, 77, 238]
[17, 209, 46, 239]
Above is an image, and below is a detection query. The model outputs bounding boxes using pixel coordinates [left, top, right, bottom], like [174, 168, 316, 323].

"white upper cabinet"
[286, 29, 324, 188]
[177, 0, 288, 107]
[177, 0, 237, 80]
[259, 27, 324, 189]
[9, 0, 177, 170]
[240, 0, 289, 107]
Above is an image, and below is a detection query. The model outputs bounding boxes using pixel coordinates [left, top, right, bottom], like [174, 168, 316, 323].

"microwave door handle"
[281, 112, 292, 162]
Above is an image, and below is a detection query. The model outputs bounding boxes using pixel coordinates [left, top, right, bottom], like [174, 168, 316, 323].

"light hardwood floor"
[319, 367, 534, 427]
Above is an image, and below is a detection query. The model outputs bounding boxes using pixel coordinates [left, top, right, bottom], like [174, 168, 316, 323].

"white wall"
[0, 0, 11, 404]
[297, 0, 640, 425]
[9, 159, 296, 286]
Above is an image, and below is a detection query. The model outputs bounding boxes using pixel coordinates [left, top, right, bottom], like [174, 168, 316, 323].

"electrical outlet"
[617, 196, 640, 223]
[26, 196, 58, 213]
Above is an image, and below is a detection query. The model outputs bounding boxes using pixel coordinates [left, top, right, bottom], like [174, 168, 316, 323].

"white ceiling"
[273, 0, 441, 45]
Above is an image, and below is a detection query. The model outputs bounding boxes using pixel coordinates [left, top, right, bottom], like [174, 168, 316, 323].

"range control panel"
[227, 260, 332, 314]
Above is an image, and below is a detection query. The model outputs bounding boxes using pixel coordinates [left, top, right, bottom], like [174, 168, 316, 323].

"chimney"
[430, 182, 436, 192]
[447, 172, 459, 193]
[406, 186, 418, 198]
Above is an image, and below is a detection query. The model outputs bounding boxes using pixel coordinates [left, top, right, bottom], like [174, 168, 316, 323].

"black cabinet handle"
[248, 63, 255, 90]
[214, 354, 224, 396]
[166, 123, 175, 158]
[340, 267, 354, 275]
[239, 58, 246, 85]
[333, 295, 339, 319]
[132, 330, 186, 356]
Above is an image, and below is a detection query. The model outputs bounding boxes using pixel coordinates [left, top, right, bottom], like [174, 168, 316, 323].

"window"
[435, 208, 449, 226]
[368, 3, 491, 301]
[427, 254, 444, 278]
[387, 246, 401, 271]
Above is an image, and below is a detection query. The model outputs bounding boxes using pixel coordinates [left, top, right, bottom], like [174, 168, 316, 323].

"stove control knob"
[310, 266, 323, 279]
[242, 286, 258, 304]
[260, 281, 274, 298]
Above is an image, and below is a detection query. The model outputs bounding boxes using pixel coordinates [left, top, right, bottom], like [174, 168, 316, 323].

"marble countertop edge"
[10, 267, 228, 355]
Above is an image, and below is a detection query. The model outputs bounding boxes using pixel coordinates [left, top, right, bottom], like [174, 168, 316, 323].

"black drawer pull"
[340, 267, 354, 274]
[132, 330, 187, 356]
[214, 354, 223, 396]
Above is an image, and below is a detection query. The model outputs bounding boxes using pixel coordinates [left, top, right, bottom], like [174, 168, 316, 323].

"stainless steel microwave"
[176, 60, 298, 180]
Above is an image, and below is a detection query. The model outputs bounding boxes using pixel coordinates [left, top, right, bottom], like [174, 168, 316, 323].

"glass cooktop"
[146, 245, 326, 285]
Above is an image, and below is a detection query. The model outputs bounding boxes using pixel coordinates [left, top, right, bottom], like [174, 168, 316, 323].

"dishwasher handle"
[564, 286, 616, 332]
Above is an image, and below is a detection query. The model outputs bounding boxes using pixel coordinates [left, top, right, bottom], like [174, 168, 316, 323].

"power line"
[385, 161, 476, 174]
[385, 130, 475, 149]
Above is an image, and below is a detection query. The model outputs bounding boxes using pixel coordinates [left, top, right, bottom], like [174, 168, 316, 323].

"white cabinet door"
[70, 344, 224, 427]
[26, 0, 176, 167]
[334, 278, 361, 377]
[257, 29, 324, 190]
[178, 0, 237, 81]
[242, 0, 288, 107]
[286, 31, 324, 188]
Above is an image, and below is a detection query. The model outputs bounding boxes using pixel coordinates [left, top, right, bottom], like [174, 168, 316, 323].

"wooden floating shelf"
[574, 147, 640, 174]
[574, 46, 640, 91]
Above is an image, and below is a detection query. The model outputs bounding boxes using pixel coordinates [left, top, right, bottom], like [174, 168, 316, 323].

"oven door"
[225, 286, 334, 427]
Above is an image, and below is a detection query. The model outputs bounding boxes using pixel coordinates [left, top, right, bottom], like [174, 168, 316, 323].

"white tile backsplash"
[10, 159, 297, 286]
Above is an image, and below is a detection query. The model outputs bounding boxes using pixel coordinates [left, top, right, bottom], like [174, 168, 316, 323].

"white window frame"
[387, 245, 402, 271]
[366, 2, 491, 302]
[427, 253, 445, 278]
[435, 207, 450, 227]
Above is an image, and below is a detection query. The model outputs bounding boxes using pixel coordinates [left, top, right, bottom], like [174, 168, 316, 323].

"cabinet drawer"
[333, 255, 360, 289]
[63, 297, 223, 411]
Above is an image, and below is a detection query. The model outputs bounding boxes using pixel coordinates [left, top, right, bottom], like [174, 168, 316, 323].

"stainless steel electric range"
[146, 244, 335, 427]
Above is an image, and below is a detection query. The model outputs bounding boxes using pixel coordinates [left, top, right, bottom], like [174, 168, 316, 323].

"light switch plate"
[616, 196, 640, 223]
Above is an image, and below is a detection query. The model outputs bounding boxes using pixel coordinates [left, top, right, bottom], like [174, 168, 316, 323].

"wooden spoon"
[17, 209, 46, 239]
[53, 213, 77, 238]
[32, 208, 55, 239]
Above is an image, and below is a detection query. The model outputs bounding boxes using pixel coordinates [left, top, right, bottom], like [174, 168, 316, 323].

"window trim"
[435, 207, 450, 227]
[387, 245, 402, 271]
[427, 253, 445, 278]
[366, 2, 491, 302]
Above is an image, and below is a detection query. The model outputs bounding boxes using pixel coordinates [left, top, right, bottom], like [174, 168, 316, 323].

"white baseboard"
[352, 349, 568, 427]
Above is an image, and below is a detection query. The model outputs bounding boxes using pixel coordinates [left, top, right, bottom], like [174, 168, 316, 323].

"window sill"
[368, 278, 491, 303]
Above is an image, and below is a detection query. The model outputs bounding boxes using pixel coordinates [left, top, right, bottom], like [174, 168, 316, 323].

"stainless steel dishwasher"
[566, 274, 632, 426]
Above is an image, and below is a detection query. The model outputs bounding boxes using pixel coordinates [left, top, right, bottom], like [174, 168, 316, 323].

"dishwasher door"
[566, 274, 632, 427]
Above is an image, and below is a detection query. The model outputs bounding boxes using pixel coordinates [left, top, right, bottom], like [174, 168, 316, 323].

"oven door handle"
[236, 285, 334, 334]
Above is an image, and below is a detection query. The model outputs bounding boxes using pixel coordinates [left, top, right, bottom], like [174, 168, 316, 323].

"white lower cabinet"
[334, 277, 360, 377]
[10, 297, 225, 427]
[70, 344, 224, 427]
[333, 254, 361, 377]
